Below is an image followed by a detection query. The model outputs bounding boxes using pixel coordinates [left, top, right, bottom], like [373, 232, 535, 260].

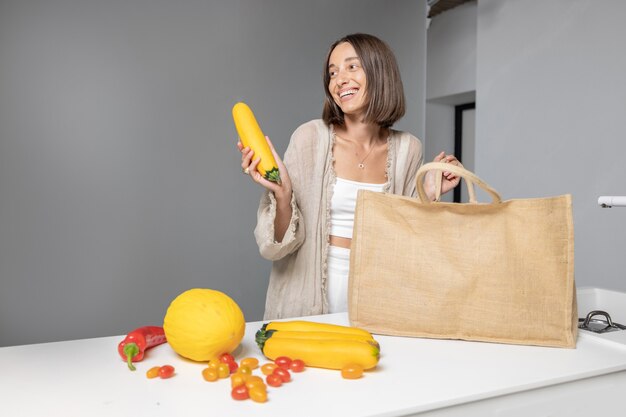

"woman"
[238, 33, 460, 319]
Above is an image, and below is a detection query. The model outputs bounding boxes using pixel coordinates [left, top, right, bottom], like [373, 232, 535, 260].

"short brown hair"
[322, 33, 406, 128]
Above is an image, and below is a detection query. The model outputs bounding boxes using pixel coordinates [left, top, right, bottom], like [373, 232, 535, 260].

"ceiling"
[428, 0, 474, 18]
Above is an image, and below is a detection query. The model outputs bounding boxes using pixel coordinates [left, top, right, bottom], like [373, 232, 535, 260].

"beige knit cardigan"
[254, 119, 424, 319]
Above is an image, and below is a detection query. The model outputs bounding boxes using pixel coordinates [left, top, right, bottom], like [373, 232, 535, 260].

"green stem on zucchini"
[255, 329, 276, 351]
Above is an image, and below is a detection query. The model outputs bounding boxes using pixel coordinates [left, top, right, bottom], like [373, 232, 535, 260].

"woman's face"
[327, 42, 368, 118]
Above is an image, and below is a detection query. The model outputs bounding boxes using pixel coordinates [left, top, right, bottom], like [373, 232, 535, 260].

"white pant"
[327, 245, 351, 313]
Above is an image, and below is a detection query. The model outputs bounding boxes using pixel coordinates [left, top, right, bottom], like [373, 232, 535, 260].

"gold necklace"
[356, 145, 375, 169]
[336, 134, 377, 169]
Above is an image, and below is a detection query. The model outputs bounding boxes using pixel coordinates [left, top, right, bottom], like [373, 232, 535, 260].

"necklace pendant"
[358, 163, 365, 169]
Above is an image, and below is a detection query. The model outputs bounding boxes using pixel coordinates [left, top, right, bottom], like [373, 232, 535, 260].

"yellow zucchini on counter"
[258, 329, 379, 348]
[256, 320, 380, 370]
[258, 335, 379, 370]
[263, 320, 374, 338]
[232, 102, 281, 184]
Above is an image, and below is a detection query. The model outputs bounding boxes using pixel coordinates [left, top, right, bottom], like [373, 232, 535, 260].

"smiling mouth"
[339, 88, 359, 99]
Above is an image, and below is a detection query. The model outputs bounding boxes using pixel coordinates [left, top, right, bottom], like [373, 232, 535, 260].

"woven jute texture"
[348, 163, 577, 348]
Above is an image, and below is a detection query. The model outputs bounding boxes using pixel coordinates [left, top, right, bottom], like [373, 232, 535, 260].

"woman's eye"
[349, 64, 359, 70]
[329, 70, 337, 78]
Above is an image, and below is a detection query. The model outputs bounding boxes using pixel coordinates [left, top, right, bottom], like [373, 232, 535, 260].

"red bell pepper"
[118, 326, 167, 371]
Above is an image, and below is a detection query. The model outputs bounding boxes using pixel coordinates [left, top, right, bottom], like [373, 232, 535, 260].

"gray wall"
[0, 0, 427, 346]
[426, 1, 476, 101]
[427, 0, 626, 294]
[476, 0, 626, 292]
[425, 1, 476, 202]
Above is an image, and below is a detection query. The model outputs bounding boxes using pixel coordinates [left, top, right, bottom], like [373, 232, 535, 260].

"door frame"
[454, 102, 475, 203]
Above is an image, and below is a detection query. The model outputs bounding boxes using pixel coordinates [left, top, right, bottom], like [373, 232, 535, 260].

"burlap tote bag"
[348, 162, 577, 348]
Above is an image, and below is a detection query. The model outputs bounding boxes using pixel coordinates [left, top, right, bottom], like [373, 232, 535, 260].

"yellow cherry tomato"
[217, 363, 231, 379]
[341, 364, 364, 379]
[240, 357, 259, 370]
[146, 366, 161, 379]
[238, 365, 252, 376]
[202, 367, 219, 382]
[245, 375, 266, 391]
[230, 373, 248, 388]
[249, 386, 268, 403]
[260, 363, 278, 376]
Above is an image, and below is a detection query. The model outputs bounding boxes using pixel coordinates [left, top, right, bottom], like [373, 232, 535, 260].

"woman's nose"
[336, 71, 349, 85]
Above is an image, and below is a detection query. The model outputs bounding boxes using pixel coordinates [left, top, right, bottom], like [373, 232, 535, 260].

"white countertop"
[1, 313, 625, 417]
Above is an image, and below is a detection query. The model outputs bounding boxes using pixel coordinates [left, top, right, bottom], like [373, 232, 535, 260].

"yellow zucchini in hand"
[263, 320, 374, 338]
[259, 337, 379, 370]
[232, 102, 281, 184]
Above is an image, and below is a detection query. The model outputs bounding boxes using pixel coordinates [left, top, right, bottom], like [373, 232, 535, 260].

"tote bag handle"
[415, 162, 502, 204]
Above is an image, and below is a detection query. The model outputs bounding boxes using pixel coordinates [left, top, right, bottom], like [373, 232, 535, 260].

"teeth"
[340, 89, 358, 98]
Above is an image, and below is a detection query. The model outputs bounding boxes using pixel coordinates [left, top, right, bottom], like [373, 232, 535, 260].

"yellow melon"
[163, 288, 245, 362]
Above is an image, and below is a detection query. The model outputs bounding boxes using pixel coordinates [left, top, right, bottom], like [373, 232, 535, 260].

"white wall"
[476, 0, 626, 292]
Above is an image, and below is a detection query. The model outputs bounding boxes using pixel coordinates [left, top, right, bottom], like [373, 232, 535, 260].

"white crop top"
[330, 177, 385, 239]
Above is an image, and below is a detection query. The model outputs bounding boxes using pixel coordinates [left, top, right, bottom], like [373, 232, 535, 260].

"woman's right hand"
[237, 136, 292, 203]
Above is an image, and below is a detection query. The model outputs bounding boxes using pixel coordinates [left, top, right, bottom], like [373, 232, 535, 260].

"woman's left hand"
[424, 151, 462, 201]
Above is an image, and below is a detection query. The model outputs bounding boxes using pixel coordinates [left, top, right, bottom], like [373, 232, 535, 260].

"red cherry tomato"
[231, 384, 249, 401]
[289, 359, 306, 372]
[272, 367, 291, 382]
[219, 353, 236, 364]
[274, 356, 292, 370]
[158, 365, 175, 379]
[266, 373, 283, 387]
[226, 360, 239, 374]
